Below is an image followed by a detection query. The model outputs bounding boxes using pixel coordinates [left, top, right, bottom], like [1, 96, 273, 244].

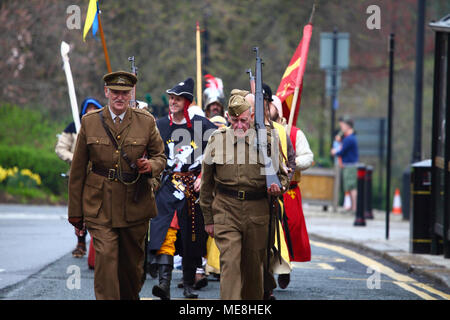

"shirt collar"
[109, 107, 126, 122]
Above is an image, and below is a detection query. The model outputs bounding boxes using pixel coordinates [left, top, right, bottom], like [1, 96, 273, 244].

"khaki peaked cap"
[103, 71, 137, 91]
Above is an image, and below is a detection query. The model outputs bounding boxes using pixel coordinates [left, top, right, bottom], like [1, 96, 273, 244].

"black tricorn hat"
[166, 78, 195, 102]
[262, 83, 273, 102]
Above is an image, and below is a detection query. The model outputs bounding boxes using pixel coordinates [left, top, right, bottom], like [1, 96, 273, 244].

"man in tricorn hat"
[147, 77, 217, 299]
[68, 71, 166, 300]
[200, 89, 290, 300]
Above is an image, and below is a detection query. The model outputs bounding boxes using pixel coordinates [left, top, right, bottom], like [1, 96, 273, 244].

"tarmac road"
[1, 204, 449, 300]
[0, 204, 75, 290]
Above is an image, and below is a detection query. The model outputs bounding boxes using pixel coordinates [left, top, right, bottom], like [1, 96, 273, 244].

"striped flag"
[83, 0, 98, 41]
[276, 23, 313, 125]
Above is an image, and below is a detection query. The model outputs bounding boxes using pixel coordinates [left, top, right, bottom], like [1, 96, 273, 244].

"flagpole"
[287, 3, 316, 134]
[287, 87, 300, 134]
[61, 41, 81, 133]
[196, 21, 202, 108]
[97, 9, 112, 73]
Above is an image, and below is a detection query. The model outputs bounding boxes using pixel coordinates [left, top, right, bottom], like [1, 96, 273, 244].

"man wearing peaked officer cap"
[68, 70, 166, 300]
[148, 77, 217, 299]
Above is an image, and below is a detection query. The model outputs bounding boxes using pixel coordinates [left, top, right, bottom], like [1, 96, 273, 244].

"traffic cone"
[392, 188, 402, 215]
[343, 191, 352, 211]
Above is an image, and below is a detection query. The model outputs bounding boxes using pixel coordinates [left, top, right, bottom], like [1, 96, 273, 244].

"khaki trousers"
[213, 193, 269, 300]
[87, 221, 148, 300]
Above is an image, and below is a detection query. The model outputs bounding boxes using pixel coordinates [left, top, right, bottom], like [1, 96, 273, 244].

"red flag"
[276, 23, 313, 126]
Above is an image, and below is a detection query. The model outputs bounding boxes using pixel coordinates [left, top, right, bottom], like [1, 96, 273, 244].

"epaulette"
[206, 126, 227, 143]
[84, 107, 103, 117]
[210, 126, 228, 137]
[132, 108, 152, 117]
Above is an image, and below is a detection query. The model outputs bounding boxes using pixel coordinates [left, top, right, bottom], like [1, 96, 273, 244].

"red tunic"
[282, 126, 311, 262]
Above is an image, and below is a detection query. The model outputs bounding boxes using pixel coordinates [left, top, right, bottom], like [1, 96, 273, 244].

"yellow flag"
[83, 0, 98, 41]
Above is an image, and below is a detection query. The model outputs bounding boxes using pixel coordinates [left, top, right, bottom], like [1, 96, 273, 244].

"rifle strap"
[99, 112, 141, 188]
[266, 196, 273, 269]
[274, 197, 282, 264]
[99, 111, 136, 171]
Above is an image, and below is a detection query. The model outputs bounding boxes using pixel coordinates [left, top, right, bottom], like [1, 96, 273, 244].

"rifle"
[128, 56, 138, 108]
[253, 47, 282, 267]
[253, 47, 281, 189]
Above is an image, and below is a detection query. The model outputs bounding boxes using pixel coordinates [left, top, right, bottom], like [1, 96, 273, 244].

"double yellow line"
[311, 240, 450, 300]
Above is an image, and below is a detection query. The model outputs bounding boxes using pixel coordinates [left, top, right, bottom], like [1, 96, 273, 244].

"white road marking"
[311, 240, 450, 300]
[0, 213, 66, 220]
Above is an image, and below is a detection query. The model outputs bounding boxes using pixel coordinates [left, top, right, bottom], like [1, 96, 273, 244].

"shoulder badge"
[86, 108, 103, 116]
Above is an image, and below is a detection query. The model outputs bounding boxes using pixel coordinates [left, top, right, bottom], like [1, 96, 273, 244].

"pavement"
[303, 204, 450, 289]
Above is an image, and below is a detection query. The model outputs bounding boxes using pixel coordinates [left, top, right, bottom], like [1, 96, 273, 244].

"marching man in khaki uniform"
[200, 90, 290, 300]
[68, 71, 166, 300]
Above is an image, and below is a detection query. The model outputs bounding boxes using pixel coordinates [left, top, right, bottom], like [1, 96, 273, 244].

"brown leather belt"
[216, 184, 267, 201]
[92, 165, 137, 183]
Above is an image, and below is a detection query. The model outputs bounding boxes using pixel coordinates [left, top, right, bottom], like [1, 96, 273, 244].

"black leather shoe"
[183, 285, 199, 299]
[277, 273, 291, 289]
[193, 274, 208, 290]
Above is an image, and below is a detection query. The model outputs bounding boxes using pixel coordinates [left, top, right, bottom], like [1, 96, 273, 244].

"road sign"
[353, 118, 387, 158]
[320, 32, 350, 70]
[326, 70, 342, 97]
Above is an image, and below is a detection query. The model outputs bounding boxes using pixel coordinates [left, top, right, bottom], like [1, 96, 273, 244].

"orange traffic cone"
[392, 188, 402, 215]
[343, 191, 352, 211]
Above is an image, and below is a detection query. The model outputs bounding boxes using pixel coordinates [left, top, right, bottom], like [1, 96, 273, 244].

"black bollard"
[354, 165, 366, 226]
[364, 166, 374, 219]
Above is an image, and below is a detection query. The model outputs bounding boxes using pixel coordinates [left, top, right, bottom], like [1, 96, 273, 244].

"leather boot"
[182, 266, 199, 299]
[147, 251, 158, 279]
[152, 254, 173, 300]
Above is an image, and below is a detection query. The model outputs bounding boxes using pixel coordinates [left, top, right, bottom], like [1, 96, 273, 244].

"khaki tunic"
[200, 126, 289, 300]
[68, 106, 166, 299]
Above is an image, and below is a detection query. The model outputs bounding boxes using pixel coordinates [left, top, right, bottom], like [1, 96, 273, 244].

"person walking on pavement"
[68, 71, 166, 300]
[147, 77, 217, 300]
[331, 115, 359, 212]
[200, 89, 290, 300]
[55, 97, 102, 258]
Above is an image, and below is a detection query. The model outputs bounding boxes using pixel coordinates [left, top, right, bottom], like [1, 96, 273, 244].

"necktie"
[114, 116, 120, 129]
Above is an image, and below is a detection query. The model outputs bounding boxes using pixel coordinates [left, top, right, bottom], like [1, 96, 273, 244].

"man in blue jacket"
[331, 115, 359, 212]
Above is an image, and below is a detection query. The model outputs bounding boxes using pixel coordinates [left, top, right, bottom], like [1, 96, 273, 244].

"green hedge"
[0, 145, 69, 195]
